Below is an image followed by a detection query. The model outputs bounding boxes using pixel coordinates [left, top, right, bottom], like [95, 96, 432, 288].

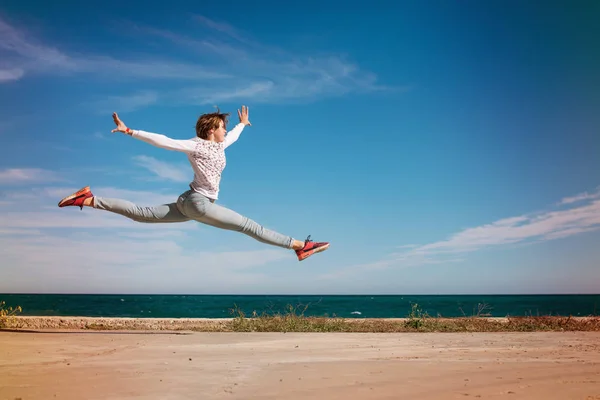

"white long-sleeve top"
[130, 123, 245, 200]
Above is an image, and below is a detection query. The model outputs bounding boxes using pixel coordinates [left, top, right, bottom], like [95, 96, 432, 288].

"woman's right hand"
[111, 112, 131, 135]
[237, 105, 251, 126]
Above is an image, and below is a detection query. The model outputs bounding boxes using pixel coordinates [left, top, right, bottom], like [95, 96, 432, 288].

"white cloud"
[0, 13, 398, 105]
[558, 187, 600, 205]
[0, 68, 24, 82]
[0, 15, 228, 82]
[396, 244, 417, 249]
[0, 168, 62, 184]
[78, 57, 228, 81]
[0, 228, 42, 235]
[409, 197, 600, 257]
[173, 82, 276, 106]
[399, 192, 600, 263]
[192, 15, 247, 43]
[92, 90, 159, 113]
[147, 17, 397, 105]
[0, 185, 193, 230]
[132, 155, 190, 183]
[0, 232, 289, 293]
[321, 186, 600, 279]
[0, 182, 293, 293]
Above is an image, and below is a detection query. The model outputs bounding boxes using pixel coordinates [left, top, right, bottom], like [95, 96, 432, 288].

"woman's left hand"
[111, 112, 131, 134]
[238, 105, 251, 126]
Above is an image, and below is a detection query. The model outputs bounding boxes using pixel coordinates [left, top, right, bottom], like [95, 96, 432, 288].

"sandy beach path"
[2, 330, 600, 399]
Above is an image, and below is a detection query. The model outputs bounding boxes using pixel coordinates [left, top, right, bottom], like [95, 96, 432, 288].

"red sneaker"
[295, 235, 330, 261]
[58, 186, 94, 210]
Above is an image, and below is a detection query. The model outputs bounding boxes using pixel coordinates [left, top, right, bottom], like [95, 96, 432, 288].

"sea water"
[1, 294, 598, 318]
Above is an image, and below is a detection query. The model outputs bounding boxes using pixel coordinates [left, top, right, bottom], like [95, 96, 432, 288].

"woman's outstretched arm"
[130, 130, 196, 152]
[111, 112, 196, 153]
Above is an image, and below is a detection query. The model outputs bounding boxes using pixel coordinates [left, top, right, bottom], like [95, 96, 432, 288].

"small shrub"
[228, 303, 349, 332]
[0, 300, 22, 329]
[404, 302, 430, 330]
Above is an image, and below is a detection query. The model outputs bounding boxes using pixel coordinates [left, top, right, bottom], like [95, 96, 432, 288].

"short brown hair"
[195, 108, 230, 139]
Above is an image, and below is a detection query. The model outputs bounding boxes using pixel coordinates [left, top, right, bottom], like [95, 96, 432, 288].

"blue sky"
[0, 1, 599, 295]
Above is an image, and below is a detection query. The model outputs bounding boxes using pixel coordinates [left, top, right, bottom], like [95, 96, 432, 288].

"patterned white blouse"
[130, 123, 245, 200]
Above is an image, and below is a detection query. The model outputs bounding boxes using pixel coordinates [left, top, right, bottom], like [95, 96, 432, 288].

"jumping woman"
[57, 106, 330, 261]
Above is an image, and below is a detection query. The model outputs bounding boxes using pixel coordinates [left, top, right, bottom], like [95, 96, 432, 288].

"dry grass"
[0, 301, 22, 329]
[226, 302, 600, 333]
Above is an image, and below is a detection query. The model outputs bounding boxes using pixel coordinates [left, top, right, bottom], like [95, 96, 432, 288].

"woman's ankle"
[83, 196, 95, 207]
[291, 239, 305, 250]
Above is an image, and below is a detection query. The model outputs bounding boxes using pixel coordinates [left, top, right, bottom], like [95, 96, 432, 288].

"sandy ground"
[1, 330, 600, 400]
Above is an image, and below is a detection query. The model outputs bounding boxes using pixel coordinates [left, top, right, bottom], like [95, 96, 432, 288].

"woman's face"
[212, 120, 227, 142]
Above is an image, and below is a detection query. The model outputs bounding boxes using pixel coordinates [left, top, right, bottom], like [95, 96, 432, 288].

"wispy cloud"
[558, 187, 600, 205]
[0, 181, 293, 293]
[322, 186, 600, 279]
[0, 16, 74, 70]
[409, 195, 600, 257]
[147, 15, 396, 105]
[192, 15, 247, 44]
[0, 13, 399, 106]
[2, 184, 186, 217]
[0, 168, 62, 184]
[132, 155, 190, 183]
[0, 68, 24, 82]
[0, 232, 289, 293]
[92, 90, 159, 113]
[0, 15, 228, 83]
[0, 228, 42, 235]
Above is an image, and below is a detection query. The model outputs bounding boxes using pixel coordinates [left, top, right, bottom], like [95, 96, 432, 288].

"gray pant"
[93, 189, 294, 249]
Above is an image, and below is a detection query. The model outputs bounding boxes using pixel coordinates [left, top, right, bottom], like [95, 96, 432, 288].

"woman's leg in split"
[93, 197, 190, 223]
[57, 186, 190, 224]
[58, 186, 329, 260]
[180, 192, 307, 250]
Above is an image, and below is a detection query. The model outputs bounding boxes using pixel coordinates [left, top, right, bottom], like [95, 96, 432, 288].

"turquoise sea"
[1, 294, 598, 318]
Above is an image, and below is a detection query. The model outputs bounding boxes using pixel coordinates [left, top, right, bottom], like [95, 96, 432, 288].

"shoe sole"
[58, 186, 90, 207]
[298, 243, 330, 261]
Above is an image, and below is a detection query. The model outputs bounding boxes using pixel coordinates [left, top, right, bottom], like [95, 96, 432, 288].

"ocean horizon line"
[2, 292, 599, 296]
